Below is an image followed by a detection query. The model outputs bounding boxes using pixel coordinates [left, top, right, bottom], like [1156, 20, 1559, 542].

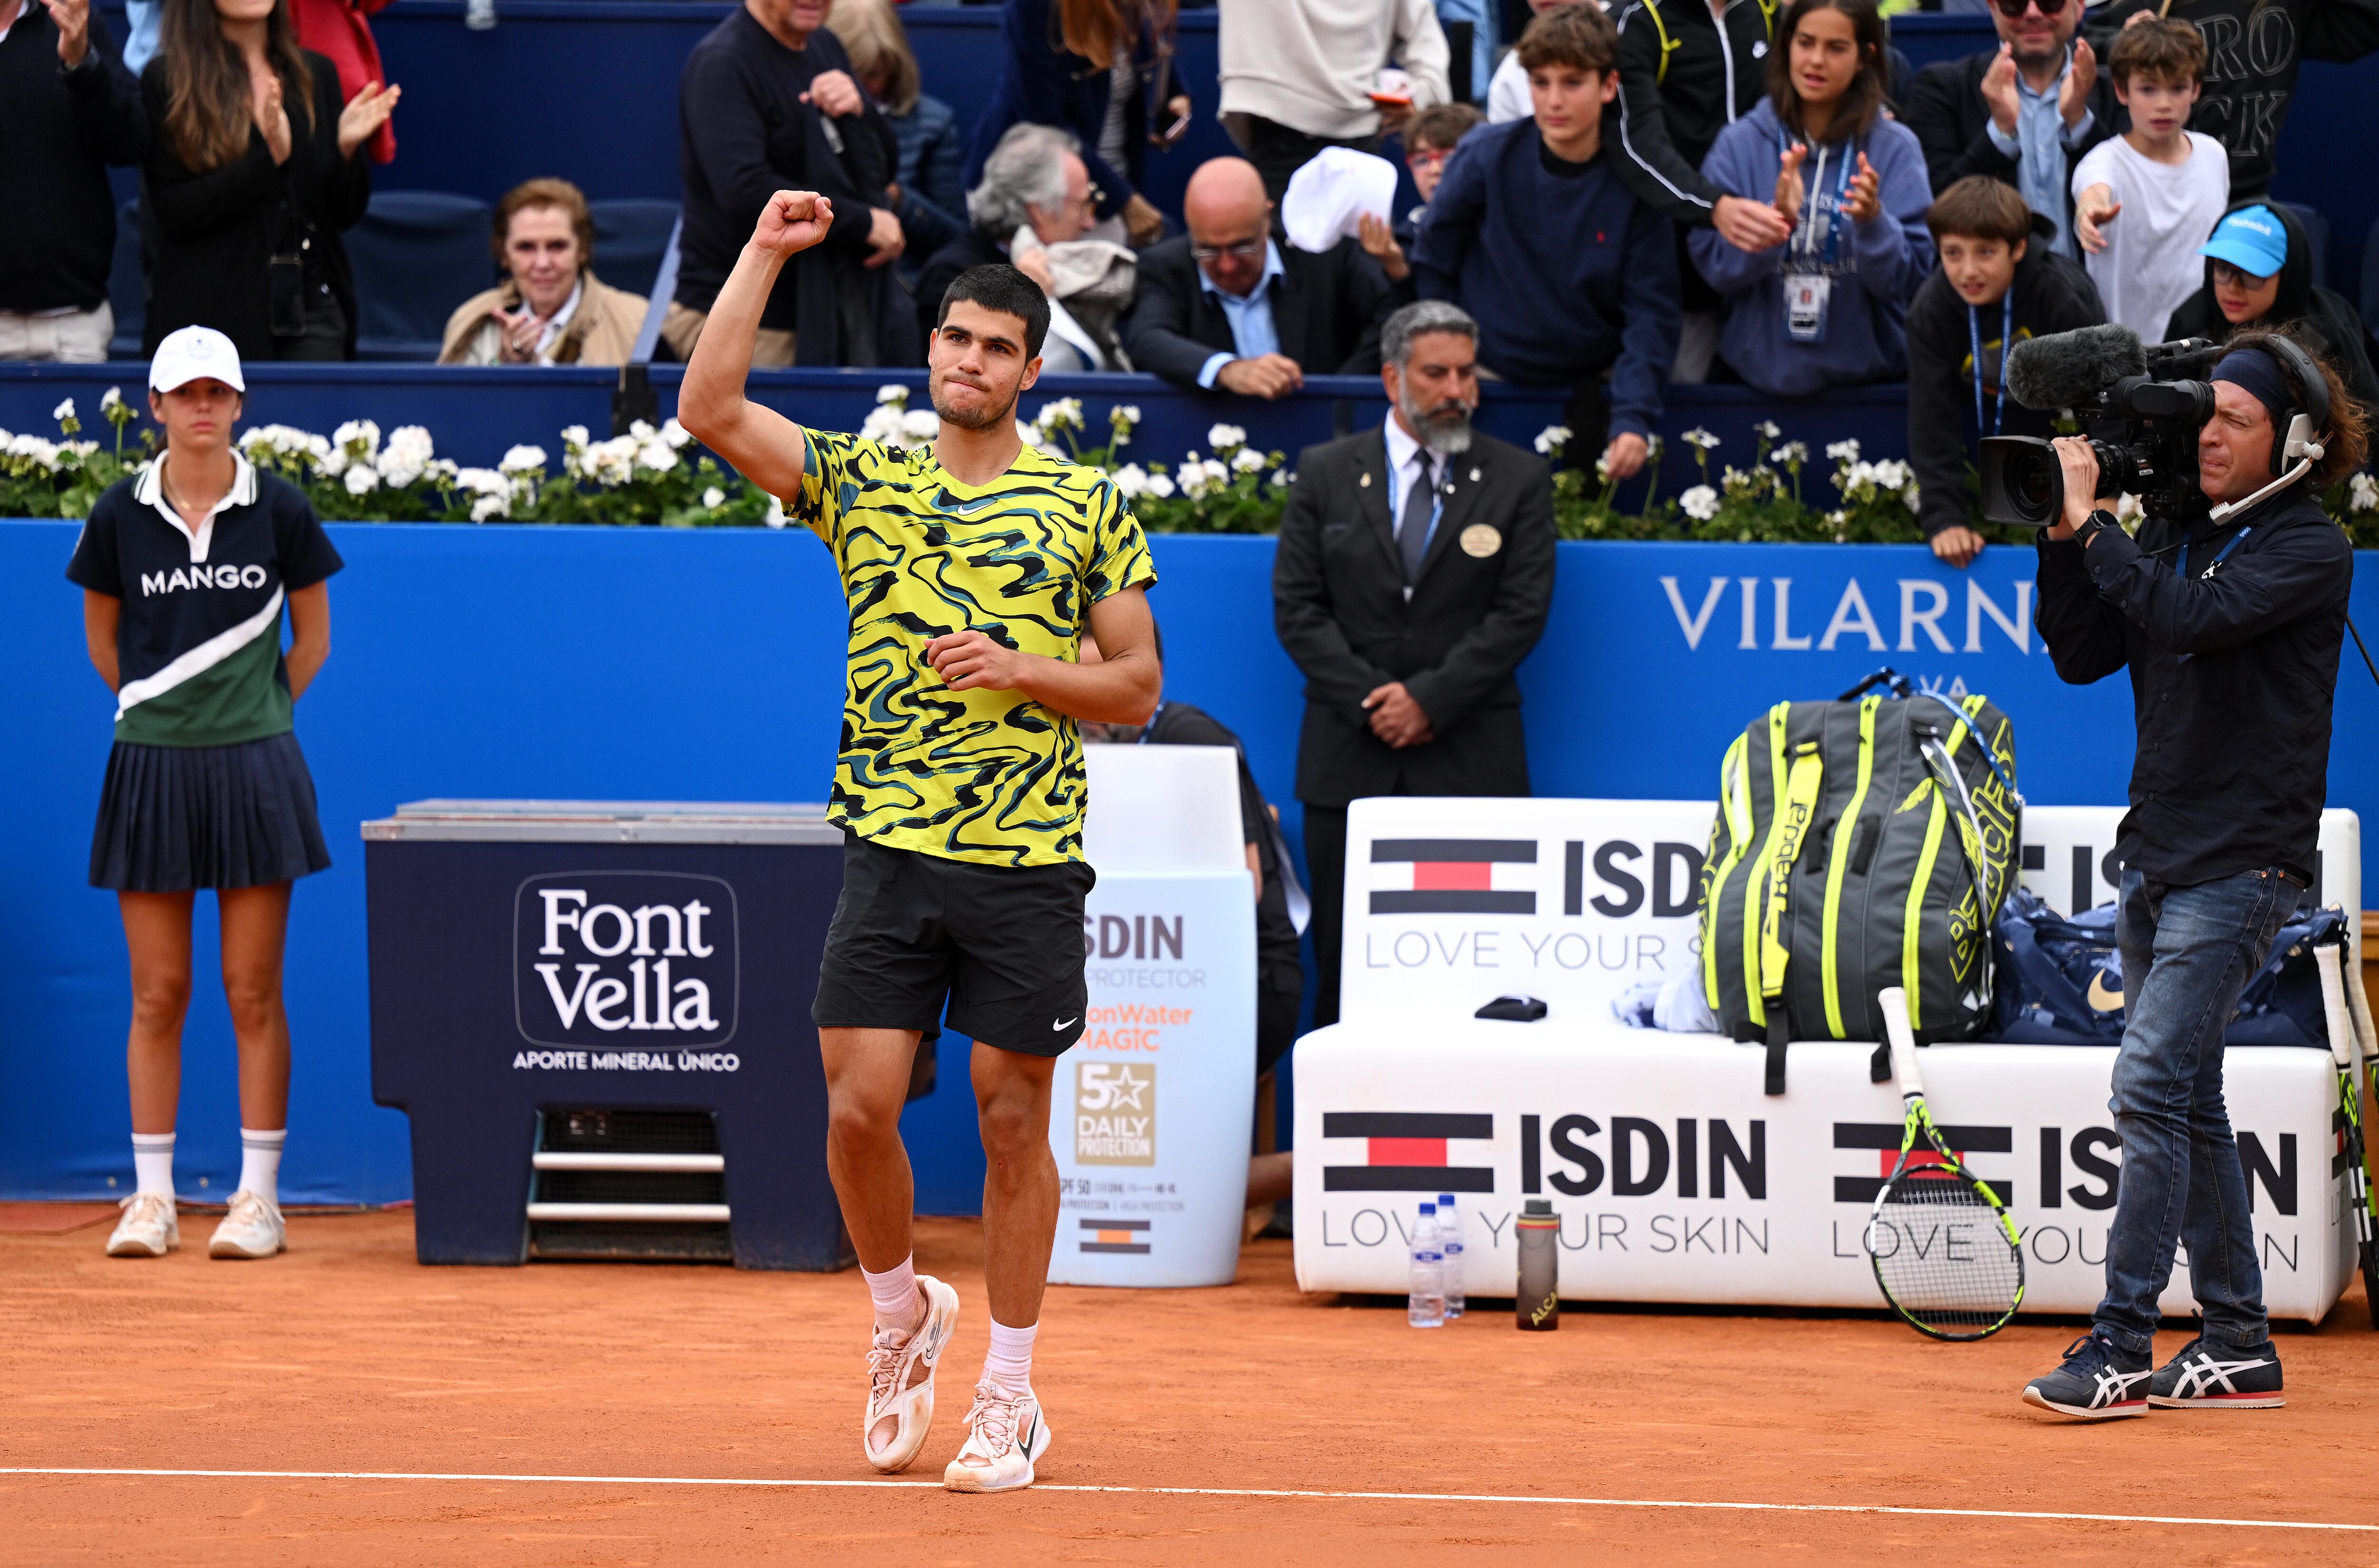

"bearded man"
[1271, 298, 1557, 1028]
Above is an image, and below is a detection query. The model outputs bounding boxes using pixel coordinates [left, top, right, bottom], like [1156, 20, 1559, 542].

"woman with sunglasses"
[1688, 0, 1933, 396]
[2163, 200, 2379, 413]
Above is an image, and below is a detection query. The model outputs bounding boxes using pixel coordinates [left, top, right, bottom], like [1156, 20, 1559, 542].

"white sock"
[861, 1255, 920, 1333]
[131, 1133, 175, 1199]
[983, 1318, 1037, 1394]
[238, 1128, 285, 1205]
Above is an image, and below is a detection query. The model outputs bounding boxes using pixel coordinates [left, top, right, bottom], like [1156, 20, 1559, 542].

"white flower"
[1533, 424, 1573, 456]
[452, 467, 507, 495]
[2351, 473, 2379, 513]
[1869, 458, 1912, 491]
[629, 419, 657, 441]
[1111, 463, 1151, 499]
[560, 424, 590, 449]
[1753, 420, 1781, 441]
[764, 493, 788, 529]
[1772, 441, 1809, 467]
[425, 458, 458, 483]
[2114, 492, 2144, 522]
[703, 485, 727, 509]
[899, 408, 939, 443]
[1108, 404, 1141, 446]
[52, 398, 75, 423]
[470, 492, 510, 522]
[875, 384, 909, 406]
[1901, 485, 1922, 513]
[1682, 427, 1720, 451]
[499, 444, 547, 474]
[1680, 484, 1720, 521]
[1143, 472, 1176, 499]
[1015, 419, 1048, 452]
[1594, 455, 1612, 480]
[1826, 438, 1861, 462]
[343, 464, 381, 496]
[376, 425, 434, 487]
[333, 419, 381, 461]
[100, 387, 127, 417]
[1206, 422, 1247, 452]
[1231, 446, 1267, 473]
[1033, 397, 1085, 434]
[1269, 468, 1290, 488]
[660, 417, 692, 450]
[859, 405, 907, 445]
[637, 441, 678, 473]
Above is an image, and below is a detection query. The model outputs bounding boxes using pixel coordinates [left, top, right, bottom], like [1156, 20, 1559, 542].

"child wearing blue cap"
[2165, 201, 2379, 412]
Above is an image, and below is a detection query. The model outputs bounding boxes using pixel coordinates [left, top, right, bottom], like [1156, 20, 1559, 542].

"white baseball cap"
[148, 325, 246, 394]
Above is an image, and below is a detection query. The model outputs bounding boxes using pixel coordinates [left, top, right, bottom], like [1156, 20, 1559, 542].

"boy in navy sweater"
[1413, 5, 1681, 480]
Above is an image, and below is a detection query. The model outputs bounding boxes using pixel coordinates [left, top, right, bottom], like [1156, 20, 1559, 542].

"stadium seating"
[106, 197, 144, 358]
[346, 191, 496, 362]
[587, 200, 682, 303]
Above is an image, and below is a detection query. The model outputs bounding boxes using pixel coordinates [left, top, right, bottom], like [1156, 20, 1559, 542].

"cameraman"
[2022, 330, 2368, 1421]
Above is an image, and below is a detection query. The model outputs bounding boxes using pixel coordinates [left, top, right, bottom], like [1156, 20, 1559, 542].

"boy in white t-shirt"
[2070, 18, 2227, 341]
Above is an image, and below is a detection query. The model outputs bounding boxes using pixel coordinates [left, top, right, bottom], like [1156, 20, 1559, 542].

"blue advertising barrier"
[6, 521, 2374, 1209]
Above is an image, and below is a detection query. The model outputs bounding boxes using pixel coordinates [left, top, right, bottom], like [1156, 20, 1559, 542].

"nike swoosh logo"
[2085, 971, 2125, 1012]
[1052, 1018, 1078, 1031]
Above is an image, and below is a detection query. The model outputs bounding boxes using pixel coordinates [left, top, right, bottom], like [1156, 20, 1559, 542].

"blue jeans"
[2093, 867, 2298, 1354]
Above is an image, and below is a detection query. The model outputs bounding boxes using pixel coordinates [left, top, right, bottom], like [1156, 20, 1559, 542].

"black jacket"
[1121, 235, 1394, 392]
[1904, 47, 2122, 240]
[2034, 490, 2350, 887]
[1139, 702, 1303, 1004]
[1906, 212, 2106, 539]
[676, 10, 911, 365]
[2163, 199, 2379, 413]
[0, 8, 146, 313]
[2090, 0, 2379, 199]
[1604, 0, 1780, 226]
[140, 52, 367, 359]
[1273, 425, 1556, 805]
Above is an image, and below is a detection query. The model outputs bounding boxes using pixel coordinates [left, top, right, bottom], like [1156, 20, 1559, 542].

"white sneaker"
[942, 1381, 1051, 1494]
[106, 1193, 178, 1257]
[861, 1274, 959, 1472]
[207, 1190, 285, 1259]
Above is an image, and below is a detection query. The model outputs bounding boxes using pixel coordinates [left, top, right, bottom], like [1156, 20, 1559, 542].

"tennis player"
[68, 326, 343, 1263]
[680, 191, 1160, 1494]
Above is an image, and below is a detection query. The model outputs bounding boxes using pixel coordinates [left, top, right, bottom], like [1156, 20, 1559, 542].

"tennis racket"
[2315, 942, 2379, 1329]
[1865, 986, 2025, 1340]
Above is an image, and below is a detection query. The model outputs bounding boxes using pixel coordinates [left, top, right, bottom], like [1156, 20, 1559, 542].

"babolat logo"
[141, 563, 269, 596]
[514, 872, 737, 1048]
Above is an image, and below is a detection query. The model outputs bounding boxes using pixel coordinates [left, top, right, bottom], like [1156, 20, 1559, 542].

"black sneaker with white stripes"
[2147, 1335, 2285, 1409]
[2022, 1329, 2152, 1420]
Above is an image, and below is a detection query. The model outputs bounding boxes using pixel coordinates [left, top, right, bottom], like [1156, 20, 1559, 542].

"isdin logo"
[514, 872, 738, 1048]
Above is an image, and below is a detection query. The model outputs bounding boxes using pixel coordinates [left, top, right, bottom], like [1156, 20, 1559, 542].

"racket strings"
[1869, 1171, 2022, 1333]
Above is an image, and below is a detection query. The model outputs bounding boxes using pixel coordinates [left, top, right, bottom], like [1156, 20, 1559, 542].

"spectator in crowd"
[2, 0, 147, 362]
[671, 0, 909, 369]
[122, 0, 159, 73]
[922, 124, 1134, 371]
[965, 0, 1192, 249]
[1907, 176, 2104, 568]
[2091, 0, 2379, 201]
[1904, 0, 2117, 261]
[141, 0, 396, 360]
[1359, 99, 1483, 285]
[2165, 202, 2379, 411]
[1273, 300, 1554, 1029]
[1486, 0, 1566, 123]
[1217, 0, 1451, 201]
[2070, 19, 2226, 341]
[1690, 0, 1933, 397]
[288, 0, 393, 164]
[1413, 4, 1679, 478]
[830, 0, 967, 267]
[438, 179, 649, 367]
[1122, 155, 1396, 397]
[1597, 0, 1795, 382]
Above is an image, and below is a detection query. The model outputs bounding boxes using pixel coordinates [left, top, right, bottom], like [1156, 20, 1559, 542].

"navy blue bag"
[1987, 883, 2345, 1049]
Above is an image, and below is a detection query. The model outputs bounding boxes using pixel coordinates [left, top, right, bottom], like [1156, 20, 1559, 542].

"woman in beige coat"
[439, 178, 648, 366]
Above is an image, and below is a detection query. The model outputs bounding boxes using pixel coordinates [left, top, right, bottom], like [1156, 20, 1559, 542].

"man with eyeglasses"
[1905, 0, 2119, 260]
[1121, 156, 1397, 399]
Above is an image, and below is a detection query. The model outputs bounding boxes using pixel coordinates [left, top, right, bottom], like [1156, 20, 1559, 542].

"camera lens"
[2014, 453, 2055, 509]
[1979, 435, 2064, 528]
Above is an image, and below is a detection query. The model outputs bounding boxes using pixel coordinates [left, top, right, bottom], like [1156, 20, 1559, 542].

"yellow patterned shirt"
[788, 428, 1157, 867]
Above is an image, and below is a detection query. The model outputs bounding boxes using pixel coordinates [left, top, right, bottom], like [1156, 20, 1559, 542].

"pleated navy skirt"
[89, 733, 333, 892]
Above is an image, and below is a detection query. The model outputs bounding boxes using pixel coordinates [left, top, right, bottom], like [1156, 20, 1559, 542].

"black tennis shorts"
[812, 833, 1095, 1056]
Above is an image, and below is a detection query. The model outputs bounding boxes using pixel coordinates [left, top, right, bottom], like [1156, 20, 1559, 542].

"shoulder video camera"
[1978, 324, 2222, 529]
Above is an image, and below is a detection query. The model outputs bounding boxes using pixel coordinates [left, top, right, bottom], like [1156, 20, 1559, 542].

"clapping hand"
[2061, 37, 2097, 129]
[1842, 152, 1881, 225]
[1714, 194, 1791, 254]
[1774, 142, 1808, 226]
[254, 69, 294, 165]
[336, 80, 400, 160]
[1980, 43, 2021, 137]
[752, 189, 836, 258]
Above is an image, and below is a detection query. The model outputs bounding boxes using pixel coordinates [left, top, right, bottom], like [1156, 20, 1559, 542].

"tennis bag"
[1697, 668, 2021, 1094]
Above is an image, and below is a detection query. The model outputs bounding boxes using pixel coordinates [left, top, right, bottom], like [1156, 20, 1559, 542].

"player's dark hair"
[936, 265, 1051, 359]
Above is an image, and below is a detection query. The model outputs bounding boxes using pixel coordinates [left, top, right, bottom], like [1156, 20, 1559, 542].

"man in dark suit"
[1273, 299, 1556, 1027]
[1122, 157, 1396, 399]
[1903, 0, 2122, 261]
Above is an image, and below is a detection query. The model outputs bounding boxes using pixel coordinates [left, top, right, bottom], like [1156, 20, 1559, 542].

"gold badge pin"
[1459, 523, 1503, 559]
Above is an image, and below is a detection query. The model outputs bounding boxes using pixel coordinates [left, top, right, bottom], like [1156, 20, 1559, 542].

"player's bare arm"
[677, 189, 833, 500]
[924, 586, 1160, 725]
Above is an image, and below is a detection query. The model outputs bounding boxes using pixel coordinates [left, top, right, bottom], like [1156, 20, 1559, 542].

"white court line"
[0, 1468, 2370, 1533]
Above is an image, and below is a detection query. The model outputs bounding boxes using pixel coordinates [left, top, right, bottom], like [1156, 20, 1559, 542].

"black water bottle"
[1516, 1199, 1559, 1330]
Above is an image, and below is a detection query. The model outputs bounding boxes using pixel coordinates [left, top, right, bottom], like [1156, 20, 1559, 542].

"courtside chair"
[587, 199, 683, 304]
[347, 191, 497, 362]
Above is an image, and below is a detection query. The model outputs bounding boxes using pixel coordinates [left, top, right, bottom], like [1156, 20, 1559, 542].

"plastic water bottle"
[1407, 1201, 1445, 1328]
[1436, 1191, 1465, 1319]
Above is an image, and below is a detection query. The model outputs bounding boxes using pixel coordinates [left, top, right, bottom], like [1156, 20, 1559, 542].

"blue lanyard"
[1382, 432, 1445, 559]
[1969, 294, 2013, 439]
[2176, 525, 2253, 578]
[1137, 701, 1163, 742]
[1779, 131, 1857, 269]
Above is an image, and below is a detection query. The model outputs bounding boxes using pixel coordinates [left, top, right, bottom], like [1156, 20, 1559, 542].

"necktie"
[1399, 451, 1435, 584]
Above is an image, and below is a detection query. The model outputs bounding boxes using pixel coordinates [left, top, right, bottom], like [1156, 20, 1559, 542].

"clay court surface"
[3, 1208, 2375, 1565]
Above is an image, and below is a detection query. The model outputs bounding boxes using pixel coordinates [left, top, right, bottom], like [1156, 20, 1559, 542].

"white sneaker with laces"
[106, 1193, 178, 1257]
[862, 1274, 959, 1472]
[942, 1380, 1051, 1494]
[207, 1190, 285, 1259]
